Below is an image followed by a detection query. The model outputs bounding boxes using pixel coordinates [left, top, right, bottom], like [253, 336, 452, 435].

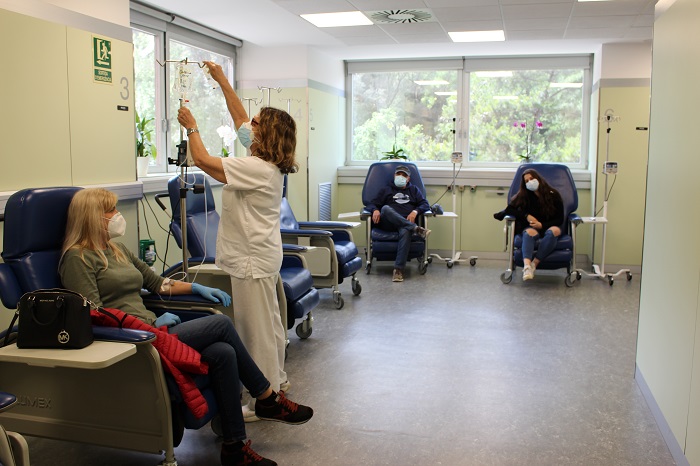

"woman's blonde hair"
[61, 188, 127, 267]
[254, 107, 298, 174]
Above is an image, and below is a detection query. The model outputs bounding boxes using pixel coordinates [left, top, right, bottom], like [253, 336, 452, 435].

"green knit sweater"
[59, 243, 164, 325]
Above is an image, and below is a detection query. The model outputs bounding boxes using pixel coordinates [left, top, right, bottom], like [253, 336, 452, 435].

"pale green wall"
[592, 86, 649, 267]
[636, 0, 700, 462]
[338, 183, 593, 256]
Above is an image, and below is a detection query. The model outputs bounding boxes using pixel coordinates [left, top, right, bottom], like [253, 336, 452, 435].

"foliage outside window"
[469, 69, 584, 165]
[132, 18, 236, 175]
[348, 59, 589, 168]
[351, 70, 458, 162]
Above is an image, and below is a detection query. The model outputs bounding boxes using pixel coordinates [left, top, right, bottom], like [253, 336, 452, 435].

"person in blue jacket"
[366, 165, 431, 282]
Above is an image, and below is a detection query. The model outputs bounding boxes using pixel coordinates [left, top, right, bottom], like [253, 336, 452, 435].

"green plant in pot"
[136, 110, 157, 160]
[381, 144, 408, 160]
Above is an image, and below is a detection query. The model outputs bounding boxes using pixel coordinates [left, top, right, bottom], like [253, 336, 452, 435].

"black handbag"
[5, 289, 94, 349]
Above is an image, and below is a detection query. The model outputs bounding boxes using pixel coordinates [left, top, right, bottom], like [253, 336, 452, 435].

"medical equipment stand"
[577, 111, 632, 286]
[430, 119, 478, 268]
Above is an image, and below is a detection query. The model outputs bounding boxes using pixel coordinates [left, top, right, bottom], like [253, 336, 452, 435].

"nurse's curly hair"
[254, 107, 298, 174]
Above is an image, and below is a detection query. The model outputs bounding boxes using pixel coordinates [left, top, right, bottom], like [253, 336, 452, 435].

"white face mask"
[526, 179, 539, 192]
[394, 175, 407, 188]
[106, 212, 127, 239]
[237, 121, 256, 149]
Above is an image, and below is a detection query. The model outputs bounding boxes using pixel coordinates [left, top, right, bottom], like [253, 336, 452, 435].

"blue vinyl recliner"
[279, 178, 363, 310]
[166, 174, 319, 338]
[0, 187, 220, 466]
[361, 161, 433, 275]
[499, 163, 582, 286]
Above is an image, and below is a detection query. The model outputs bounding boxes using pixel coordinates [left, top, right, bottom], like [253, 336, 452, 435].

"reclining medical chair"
[279, 178, 363, 310]
[499, 163, 581, 286]
[0, 187, 221, 466]
[0, 392, 29, 466]
[361, 161, 433, 275]
[164, 174, 319, 338]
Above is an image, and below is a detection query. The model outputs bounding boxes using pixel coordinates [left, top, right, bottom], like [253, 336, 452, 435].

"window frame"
[130, 3, 240, 175]
[346, 55, 593, 170]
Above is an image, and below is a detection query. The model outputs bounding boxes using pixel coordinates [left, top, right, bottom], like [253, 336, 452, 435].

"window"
[347, 57, 591, 168]
[131, 5, 239, 174]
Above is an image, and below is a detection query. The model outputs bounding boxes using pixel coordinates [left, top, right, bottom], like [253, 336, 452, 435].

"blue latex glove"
[154, 312, 181, 328]
[191, 283, 232, 307]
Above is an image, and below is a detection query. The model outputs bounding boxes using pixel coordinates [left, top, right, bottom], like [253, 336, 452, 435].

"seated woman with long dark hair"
[494, 168, 564, 281]
[59, 187, 312, 466]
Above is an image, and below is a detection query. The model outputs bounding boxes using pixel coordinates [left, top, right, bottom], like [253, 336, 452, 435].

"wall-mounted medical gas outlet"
[451, 151, 463, 164]
[603, 161, 618, 175]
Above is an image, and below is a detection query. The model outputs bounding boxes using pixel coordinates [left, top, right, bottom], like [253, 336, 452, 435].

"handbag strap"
[2, 311, 19, 347]
[95, 307, 125, 329]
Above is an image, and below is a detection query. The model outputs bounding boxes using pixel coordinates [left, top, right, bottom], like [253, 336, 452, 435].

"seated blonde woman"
[58, 188, 313, 466]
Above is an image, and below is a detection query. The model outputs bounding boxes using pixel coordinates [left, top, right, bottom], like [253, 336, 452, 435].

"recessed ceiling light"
[449, 30, 505, 42]
[550, 83, 583, 88]
[475, 71, 513, 78]
[435, 91, 457, 96]
[414, 80, 449, 86]
[300, 11, 373, 28]
[493, 96, 519, 100]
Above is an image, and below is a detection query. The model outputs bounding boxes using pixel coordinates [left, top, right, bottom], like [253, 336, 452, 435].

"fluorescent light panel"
[449, 30, 505, 42]
[414, 80, 449, 86]
[550, 83, 583, 88]
[300, 11, 372, 27]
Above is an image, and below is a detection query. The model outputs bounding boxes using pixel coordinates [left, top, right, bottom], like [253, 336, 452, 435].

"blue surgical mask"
[526, 179, 539, 192]
[394, 176, 407, 188]
[237, 121, 255, 149]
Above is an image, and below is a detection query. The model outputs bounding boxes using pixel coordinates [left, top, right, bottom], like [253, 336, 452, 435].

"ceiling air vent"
[366, 9, 435, 24]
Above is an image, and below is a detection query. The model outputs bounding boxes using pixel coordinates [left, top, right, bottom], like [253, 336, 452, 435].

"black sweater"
[366, 183, 430, 218]
[494, 190, 564, 236]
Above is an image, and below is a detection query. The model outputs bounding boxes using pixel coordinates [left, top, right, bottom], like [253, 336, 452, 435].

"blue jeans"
[521, 229, 559, 263]
[169, 314, 270, 441]
[377, 205, 418, 270]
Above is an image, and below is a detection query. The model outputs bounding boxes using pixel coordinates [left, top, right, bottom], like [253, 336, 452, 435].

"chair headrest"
[2, 187, 82, 261]
[362, 162, 426, 206]
[507, 163, 578, 217]
[168, 174, 216, 221]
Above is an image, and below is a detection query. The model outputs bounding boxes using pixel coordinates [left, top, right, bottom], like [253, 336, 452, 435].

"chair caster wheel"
[418, 262, 428, 275]
[352, 278, 362, 296]
[333, 292, 344, 309]
[500, 272, 513, 284]
[446, 261, 453, 269]
[296, 321, 312, 339]
[565, 273, 577, 287]
[626, 272, 632, 281]
[470, 258, 477, 266]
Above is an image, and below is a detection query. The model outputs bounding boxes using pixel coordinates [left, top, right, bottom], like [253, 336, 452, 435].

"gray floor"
[23, 259, 675, 466]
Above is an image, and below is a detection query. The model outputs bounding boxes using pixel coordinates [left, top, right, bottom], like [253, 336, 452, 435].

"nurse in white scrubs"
[177, 61, 297, 418]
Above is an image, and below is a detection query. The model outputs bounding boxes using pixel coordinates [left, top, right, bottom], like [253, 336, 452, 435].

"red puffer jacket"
[91, 308, 210, 419]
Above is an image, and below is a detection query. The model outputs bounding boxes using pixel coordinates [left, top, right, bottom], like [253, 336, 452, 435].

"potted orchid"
[513, 120, 543, 162]
[216, 124, 236, 157]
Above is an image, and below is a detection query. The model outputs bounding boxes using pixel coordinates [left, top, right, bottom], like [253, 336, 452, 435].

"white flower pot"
[137, 157, 150, 177]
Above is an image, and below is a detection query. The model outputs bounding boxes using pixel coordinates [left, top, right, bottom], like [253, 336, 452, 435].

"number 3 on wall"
[120, 76, 130, 100]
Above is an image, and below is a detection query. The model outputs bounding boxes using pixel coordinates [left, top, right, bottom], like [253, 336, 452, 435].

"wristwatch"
[186, 128, 199, 136]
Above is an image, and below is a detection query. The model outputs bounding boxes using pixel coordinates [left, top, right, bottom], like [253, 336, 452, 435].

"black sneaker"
[255, 391, 313, 425]
[221, 440, 277, 466]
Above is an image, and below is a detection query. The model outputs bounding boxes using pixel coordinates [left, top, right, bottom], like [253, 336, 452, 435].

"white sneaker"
[522, 265, 535, 281]
[242, 403, 260, 423]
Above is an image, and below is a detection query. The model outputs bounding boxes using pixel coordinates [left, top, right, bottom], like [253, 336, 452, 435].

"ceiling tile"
[572, 1, 648, 17]
[507, 29, 566, 40]
[392, 33, 453, 43]
[425, 0, 498, 6]
[565, 27, 625, 39]
[321, 25, 390, 38]
[442, 20, 504, 31]
[624, 27, 653, 39]
[431, 6, 503, 21]
[504, 17, 569, 30]
[502, 3, 573, 19]
[337, 35, 399, 45]
[350, 0, 429, 9]
[501, 0, 573, 5]
[378, 22, 445, 35]
[569, 15, 636, 28]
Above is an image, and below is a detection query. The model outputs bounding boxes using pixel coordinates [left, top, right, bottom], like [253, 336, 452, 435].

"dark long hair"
[254, 107, 298, 174]
[510, 169, 561, 217]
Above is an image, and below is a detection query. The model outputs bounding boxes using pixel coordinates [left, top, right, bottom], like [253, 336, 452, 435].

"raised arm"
[177, 107, 226, 183]
[203, 61, 249, 130]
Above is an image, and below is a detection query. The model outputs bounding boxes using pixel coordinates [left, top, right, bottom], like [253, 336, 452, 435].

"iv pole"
[578, 110, 632, 286]
[430, 118, 478, 268]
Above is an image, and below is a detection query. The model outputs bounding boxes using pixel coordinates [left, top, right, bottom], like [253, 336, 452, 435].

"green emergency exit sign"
[93, 36, 112, 84]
